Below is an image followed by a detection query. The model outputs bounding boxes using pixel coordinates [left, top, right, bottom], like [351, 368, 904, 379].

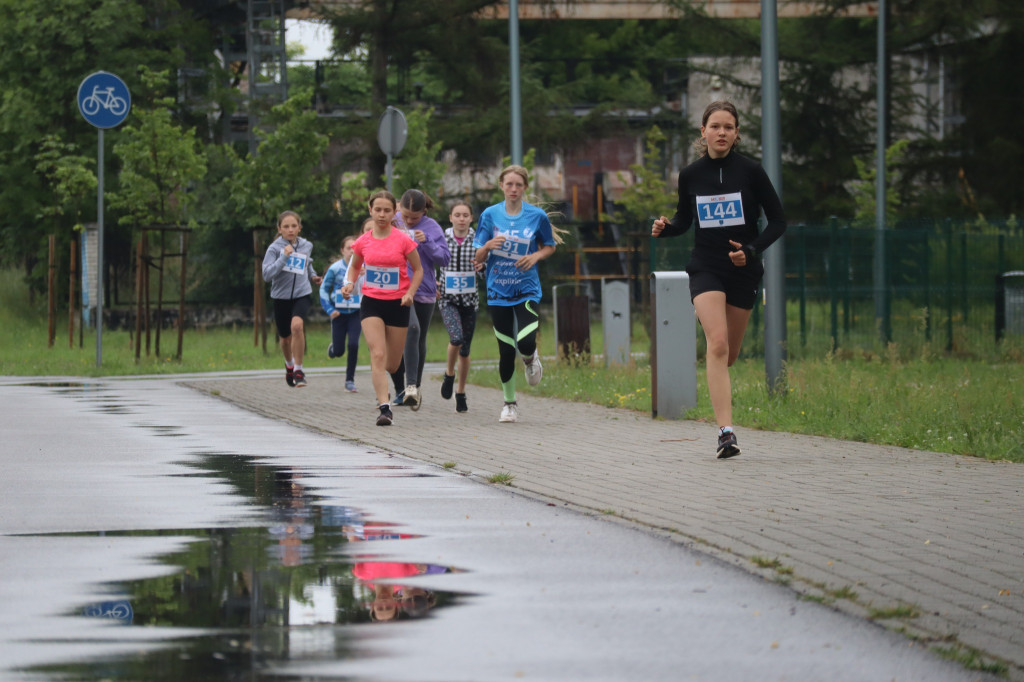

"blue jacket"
[319, 258, 363, 316]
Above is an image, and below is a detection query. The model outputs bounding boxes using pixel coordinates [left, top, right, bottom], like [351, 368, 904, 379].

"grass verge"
[4, 269, 1022, 462]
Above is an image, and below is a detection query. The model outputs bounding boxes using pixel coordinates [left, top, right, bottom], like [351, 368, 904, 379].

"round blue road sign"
[77, 71, 131, 129]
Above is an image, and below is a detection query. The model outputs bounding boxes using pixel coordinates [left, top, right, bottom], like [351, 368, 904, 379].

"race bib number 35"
[365, 265, 400, 291]
[283, 252, 308, 274]
[696, 192, 745, 228]
[445, 271, 476, 294]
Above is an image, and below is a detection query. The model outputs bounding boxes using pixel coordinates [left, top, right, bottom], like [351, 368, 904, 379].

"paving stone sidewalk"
[184, 367, 1024, 678]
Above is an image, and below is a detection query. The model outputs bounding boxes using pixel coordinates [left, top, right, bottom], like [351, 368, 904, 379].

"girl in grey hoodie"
[261, 210, 322, 387]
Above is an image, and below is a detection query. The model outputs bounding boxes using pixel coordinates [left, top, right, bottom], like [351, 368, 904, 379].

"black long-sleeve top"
[659, 150, 786, 273]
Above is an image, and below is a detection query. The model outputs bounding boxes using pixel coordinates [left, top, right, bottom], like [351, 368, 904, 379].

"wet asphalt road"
[0, 376, 990, 681]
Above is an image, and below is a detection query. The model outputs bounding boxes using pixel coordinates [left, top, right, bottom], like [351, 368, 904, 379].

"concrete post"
[650, 272, 697, 419]
[602, 279, 630, 366]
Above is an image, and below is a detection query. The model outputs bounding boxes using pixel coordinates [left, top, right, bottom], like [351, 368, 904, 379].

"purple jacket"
[395, 215, 450, 303]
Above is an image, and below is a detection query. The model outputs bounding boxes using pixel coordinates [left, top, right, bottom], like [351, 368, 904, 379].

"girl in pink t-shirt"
[342, 190, 423, 426]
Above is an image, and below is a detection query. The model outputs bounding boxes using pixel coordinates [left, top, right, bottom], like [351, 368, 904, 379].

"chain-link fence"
[647, 219, 1024, 359]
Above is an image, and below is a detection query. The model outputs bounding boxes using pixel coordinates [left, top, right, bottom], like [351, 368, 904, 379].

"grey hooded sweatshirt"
[262, 236, 319, 300]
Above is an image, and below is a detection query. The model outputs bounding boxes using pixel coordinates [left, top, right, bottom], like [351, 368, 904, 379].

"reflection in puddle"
[26, 455, 470, 680]
[133, 423, 187, 437]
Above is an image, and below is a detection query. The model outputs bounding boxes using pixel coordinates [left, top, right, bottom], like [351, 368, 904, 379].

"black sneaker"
[293, 369, 307, 387]
[441, 373, 455, 400]
[376, 404, 393, 426]
[716, 429, 741, 459]
[455, 392, 468, 413]
[285, 366, 295, 387]
[327, 343, 334, 358]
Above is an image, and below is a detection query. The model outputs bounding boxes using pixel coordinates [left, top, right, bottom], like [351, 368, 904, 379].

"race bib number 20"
[696, 192, 745, 228]
[365, 265, 400, 291]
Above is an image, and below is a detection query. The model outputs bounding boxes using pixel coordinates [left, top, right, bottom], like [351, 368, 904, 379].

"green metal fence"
[649, 220, 1024, 360]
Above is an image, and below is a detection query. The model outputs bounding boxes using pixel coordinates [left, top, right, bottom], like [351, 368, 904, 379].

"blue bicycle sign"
[77, 71, 131, 129]
[82, 599, 134, 624]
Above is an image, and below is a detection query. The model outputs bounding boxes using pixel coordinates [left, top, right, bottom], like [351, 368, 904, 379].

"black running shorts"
[359, 295, 410, 328]
[272, 296, 311, 338]
[686, 267, 760, 310]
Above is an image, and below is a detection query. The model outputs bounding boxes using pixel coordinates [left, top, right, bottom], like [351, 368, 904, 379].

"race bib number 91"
[696, 192, 745, 228]
[493, 233, 531, 260]
[282, 251, 308, 274]
[365, 265, 400, 291]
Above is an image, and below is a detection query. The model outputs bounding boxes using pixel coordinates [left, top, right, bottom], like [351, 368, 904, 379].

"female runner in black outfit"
[652, 101, 786, 459]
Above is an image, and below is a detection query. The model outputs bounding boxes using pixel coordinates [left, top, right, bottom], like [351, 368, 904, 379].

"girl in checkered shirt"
[437, 201, 481, 413]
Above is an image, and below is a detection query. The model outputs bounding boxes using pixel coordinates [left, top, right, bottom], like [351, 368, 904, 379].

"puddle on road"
[23, 454, 470, 681]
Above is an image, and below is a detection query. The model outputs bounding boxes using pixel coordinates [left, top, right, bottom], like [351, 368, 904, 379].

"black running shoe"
[285, 366, 295, 387]
[455, 392, 468, 413]
[293, 369, 307, 387]
[716, 429, 741, 459]
[441, 373, 455, 400]
[376, 404, 393, 426]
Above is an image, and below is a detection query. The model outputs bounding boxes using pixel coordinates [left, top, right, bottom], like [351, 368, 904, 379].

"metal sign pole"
[96, 130, 104, 367]
[78, 70, 130, 368]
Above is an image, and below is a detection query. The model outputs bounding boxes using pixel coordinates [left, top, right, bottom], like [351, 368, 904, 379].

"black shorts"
[686, 267, 761, 310]
[360, 295, 410, 328]
[272, 297, 311, 338]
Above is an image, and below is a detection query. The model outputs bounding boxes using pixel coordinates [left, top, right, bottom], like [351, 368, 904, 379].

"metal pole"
[874, 0, 889, 341]
[761, 0, 786, 393]
[509, 0, 523, 165]
[386, 152, 393, 193]
[96, 129, 104, 367]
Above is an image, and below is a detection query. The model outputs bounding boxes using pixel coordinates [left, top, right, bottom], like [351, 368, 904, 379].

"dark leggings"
[490, 301, 539, 384]
[330, 312, 361, 382]
[439, 300, 477, 358]
[403, 300, 436, 386]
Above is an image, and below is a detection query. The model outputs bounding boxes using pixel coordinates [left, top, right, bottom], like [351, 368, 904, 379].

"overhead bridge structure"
[290, 0, 877, 20]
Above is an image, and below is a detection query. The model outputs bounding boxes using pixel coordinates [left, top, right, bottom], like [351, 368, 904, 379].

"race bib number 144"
[696, 192, 745, 228]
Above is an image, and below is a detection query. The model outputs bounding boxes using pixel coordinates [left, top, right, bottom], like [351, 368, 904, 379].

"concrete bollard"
[650, 271, 697, 419]
[601, 279, 630, 366]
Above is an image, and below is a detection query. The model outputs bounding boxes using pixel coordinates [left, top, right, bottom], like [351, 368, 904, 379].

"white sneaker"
[499, 402, 519, 423]
[524, 350, 543, 386]
[405, 384, 421, 411]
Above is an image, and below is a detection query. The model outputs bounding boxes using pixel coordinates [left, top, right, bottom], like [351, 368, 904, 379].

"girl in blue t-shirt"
[473, 165, 559, 423]
[319, 227, 368, 393]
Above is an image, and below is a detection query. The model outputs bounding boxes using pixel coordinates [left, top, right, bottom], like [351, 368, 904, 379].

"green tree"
[34, 135, 97, 233]
[229, 90, 331, 229]
[390, 107, 447, 199]
[0, 0, 213, 291]
[612, 125, 676, 228]
[321, 0, 505, 182]
[848, 139, 909, 227]
[110, 69, 207, 227]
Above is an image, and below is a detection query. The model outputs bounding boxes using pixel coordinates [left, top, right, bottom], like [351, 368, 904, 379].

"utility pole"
[509, 0, 523, 164]
[874, 0, 890, 342]
[761, 0, 786, 393]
